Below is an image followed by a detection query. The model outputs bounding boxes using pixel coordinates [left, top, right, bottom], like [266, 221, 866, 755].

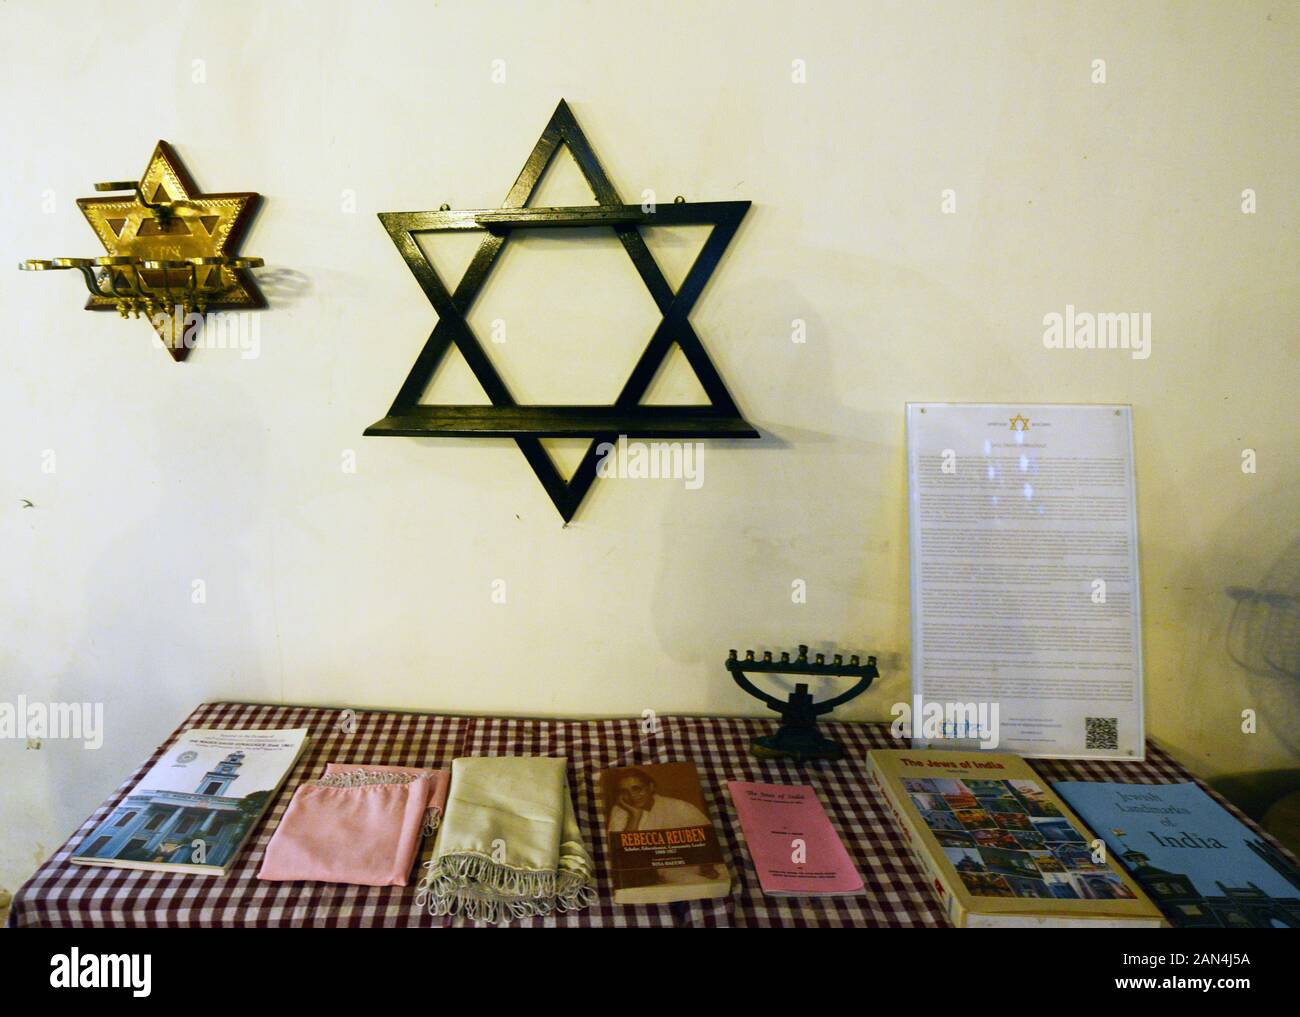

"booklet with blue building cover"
[71, 728, 308, 875]
[1053, 780, 1300, 928]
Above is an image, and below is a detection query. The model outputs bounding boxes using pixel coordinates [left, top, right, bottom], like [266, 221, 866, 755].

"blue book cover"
[1053, 780, 1300, 928]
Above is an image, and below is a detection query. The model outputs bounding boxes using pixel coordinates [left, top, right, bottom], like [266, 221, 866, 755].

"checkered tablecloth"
[10, 702, 1292, 928]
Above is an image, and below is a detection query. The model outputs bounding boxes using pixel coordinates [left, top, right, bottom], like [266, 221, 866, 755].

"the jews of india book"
[868, 748, 1164, 927]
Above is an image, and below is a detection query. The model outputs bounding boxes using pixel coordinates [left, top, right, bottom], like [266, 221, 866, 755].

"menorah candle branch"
[17, 141, 265, 361]
[726, 644, 879, 762]
[21, 256, 264, 319]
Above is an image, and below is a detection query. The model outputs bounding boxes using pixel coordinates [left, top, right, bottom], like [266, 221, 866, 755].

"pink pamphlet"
[727, 781, 865, 896]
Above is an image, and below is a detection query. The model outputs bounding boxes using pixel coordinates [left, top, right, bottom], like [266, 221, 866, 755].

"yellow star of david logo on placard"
[1009, 414, 1031, 431]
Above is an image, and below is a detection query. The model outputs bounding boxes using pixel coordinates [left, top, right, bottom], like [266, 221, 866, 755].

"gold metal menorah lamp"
[18, 141, 265, 361]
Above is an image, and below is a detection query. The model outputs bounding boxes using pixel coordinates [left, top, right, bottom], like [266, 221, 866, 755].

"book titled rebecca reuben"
[727, 782, 864, 897]
[597, 761, 731, 904]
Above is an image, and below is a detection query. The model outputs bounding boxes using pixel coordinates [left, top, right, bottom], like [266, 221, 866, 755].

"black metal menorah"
[726, 645, 879, 762]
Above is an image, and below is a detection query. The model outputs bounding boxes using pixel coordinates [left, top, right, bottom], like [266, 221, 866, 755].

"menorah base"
[750, 725, 845, 763]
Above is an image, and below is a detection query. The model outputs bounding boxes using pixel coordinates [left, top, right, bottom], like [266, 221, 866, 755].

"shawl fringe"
[423, 806, 442, 837]
[415, 852, 596, 923]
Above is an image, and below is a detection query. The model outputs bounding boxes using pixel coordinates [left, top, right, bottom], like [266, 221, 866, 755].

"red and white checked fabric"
[9, 702, 1294, 928]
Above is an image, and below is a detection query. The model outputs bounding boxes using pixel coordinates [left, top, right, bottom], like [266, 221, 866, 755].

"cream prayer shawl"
[416, 756, 597, 922]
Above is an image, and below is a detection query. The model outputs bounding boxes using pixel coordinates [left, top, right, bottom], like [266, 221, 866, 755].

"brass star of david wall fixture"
[19, 141, 265, 361]
[366, 100, 758, 522]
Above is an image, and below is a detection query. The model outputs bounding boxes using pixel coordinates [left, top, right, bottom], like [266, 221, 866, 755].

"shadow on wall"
[1210, 535, 1300, 853]
[254, 267, 313, 306]
[1225, 535, 1300, 713]
[1222, 533, 1300, 762]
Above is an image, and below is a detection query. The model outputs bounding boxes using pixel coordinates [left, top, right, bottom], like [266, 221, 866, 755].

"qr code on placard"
[1085, 717, 1119, 750]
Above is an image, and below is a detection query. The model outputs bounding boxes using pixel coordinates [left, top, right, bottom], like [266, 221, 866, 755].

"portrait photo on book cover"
[601, 763, 724, 888]
[604, 765, 711, 833]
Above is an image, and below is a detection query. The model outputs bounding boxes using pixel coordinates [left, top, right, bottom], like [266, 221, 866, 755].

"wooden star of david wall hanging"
[366, 100, 758, 522]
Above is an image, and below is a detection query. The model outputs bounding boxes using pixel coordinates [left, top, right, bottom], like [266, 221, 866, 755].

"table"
[10, 701, 1290, 927]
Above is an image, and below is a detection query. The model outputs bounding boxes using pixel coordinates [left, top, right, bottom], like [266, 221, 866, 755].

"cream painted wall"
[1, 1, 1296, 893]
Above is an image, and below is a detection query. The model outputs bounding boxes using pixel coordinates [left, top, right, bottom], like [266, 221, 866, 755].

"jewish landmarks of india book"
[71, 728, 309, 875]
[597, 761, 731, 904]
[1053, 780, 1300, 928]
[867, 749, 1164, 927]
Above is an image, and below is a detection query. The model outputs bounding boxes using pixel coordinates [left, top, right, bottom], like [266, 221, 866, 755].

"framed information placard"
[906, 404, 1145, 759]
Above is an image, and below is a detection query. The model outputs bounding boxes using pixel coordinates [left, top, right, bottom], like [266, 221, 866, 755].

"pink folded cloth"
[323, 763, 451, 834]
[257, 763, 450, 886]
